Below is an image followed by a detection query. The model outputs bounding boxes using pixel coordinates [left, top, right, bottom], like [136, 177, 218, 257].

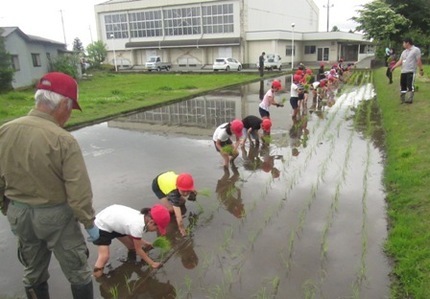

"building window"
[164, 7, 201, 36]
[317, 48, 329, 61]
[202, 4, 234, 34]
[11, 55, 20, 71]
[304, 45, 316, 54]
[130, 10, 163, 37]
[285, 46, 295, 56]
[31, 53, 41, 67]
[105, 14, 129, 39]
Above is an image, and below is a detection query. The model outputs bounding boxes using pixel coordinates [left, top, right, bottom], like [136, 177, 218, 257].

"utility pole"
[89, 25, 93, 43]
[60, 10, 67, 47]
[323, 0, 334, 32]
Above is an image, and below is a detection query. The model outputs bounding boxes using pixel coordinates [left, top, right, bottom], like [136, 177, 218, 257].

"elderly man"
[0, 72, 99, 299]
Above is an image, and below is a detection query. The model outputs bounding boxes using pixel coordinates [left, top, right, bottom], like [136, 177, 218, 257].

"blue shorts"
[259, 107, 270, 118]
[93, 230, 127, 246]
[290, 97, 299, 109]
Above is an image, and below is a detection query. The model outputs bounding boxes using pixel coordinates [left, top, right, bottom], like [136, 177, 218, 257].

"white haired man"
[0, 72, 98, 299]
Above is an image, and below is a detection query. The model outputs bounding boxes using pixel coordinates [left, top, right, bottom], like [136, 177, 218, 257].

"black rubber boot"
[71, 281, 93, 299]
[25, 281, 50, 299]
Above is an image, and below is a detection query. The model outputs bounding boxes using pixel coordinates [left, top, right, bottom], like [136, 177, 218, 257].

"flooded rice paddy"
[0, 72, 391, 298]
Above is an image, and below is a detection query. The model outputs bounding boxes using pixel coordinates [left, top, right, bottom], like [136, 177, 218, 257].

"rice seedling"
[197, 188, 212, 197]
[302, 279, 318, 299]
[109, 284, 119, 299]
[124, 274, 133, 294]
[152, 236, 172, 257]
[221, 144, 234, 155]
[184, 275, 193, 293]
[220, 227, 234, 250]
[252, 287, 269, 299]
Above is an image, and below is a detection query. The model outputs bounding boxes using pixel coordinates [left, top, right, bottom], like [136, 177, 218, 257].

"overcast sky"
[0, 0, 372, 49]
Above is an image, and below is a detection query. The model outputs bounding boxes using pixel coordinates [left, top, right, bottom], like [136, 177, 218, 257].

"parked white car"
[213, 57, 242, 71]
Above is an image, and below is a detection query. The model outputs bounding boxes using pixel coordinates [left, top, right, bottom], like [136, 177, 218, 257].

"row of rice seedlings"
[320, 120, 355, 263]
[206, 268, 235, 299]
[281, 91, 352, 286]
[302, 279, 318, 299]
[279, 86, 351, 274]
[220, 226, 234, 251]
[351, 89, 373, 297]
[252, 276, 281, 299]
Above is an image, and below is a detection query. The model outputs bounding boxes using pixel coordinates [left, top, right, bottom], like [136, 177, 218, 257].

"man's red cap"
[36, 72, 81, 110]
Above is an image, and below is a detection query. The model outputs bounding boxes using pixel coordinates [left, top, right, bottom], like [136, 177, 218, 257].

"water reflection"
[107, 76, 287, 137]
[259, 79, 264, 100]
[289, 114, 309, 156]
[97, 262, 176, 299]
[164, 214, 199, 270]
[241, 144, 281, 178]
[215, 166, 244, 218]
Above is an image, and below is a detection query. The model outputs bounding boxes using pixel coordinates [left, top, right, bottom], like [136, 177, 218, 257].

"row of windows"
[10, 53, 45, 71]
[105, 4, 234, 39]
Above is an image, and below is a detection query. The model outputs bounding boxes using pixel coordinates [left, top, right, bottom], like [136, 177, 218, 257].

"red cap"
[176, 173, 195, 191]
[230, 119, 243, 137]
[36, 72, 81, 110]
[293, 74, 302, 83]
[261, 118, 272, 132]
[271, 80, 281, 90]
[150, 204, 170, 235]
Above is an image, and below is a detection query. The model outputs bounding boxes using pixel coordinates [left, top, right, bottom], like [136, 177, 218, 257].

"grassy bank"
[374, 66, 430, 298]
[0, 71, 260, 129]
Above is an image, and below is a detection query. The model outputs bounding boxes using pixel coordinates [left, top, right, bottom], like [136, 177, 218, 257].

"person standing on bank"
[0, 72, 99, 299]
[213, 119, 244, 168]
[391, 37, 424, 104]
[152, 172, 197, 237]
[259, 52, 265, 77]
[92, 204, 170, 278]
[259, 80, 283, 118]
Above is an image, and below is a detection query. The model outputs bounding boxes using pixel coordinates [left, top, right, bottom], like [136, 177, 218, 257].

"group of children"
[93, 62, 350, 279]
[91, 171, 198, 278]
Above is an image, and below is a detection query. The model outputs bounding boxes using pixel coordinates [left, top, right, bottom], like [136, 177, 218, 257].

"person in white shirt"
[213, 119, 244, 168]
[391, 37, 424, 104]
[91, 204, 170, 278]
[259, 80, 283, 118]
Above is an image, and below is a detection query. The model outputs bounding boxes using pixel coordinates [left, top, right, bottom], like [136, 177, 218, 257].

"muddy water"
[0, 75, 390, 298]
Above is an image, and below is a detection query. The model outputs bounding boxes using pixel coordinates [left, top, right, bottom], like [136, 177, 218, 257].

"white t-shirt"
[95, 204, 145, 239]
[259, 89, 274, 111]
[290, 82, 299, 97]
[213, 123, 231, 142]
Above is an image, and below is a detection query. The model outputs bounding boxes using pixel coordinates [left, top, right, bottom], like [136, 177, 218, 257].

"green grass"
[0, 71, 260, 129]
[374, 66, 430, 299]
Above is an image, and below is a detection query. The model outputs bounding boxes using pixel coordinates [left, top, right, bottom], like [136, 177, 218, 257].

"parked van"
[145, 56, 172, 71]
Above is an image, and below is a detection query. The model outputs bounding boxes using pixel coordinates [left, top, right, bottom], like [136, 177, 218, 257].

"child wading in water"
[91, 204, 170, 278]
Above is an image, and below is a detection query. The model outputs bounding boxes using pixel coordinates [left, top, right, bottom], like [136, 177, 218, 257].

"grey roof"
[125, 37, 241, 49]
[1, 26, 66, 47]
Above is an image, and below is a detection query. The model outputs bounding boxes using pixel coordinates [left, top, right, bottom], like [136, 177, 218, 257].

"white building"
[94, 0, 374, 69]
